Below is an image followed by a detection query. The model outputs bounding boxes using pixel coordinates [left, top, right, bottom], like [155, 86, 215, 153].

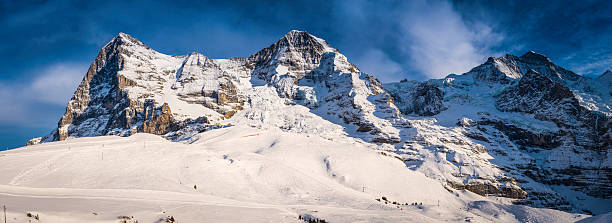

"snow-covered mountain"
[40, 31, 400, 144]
[12, 31, 611, 221]
[386, 52, 611, 214]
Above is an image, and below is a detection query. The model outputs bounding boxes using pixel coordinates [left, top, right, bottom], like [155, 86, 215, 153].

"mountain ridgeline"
[32, 31, 610, 214]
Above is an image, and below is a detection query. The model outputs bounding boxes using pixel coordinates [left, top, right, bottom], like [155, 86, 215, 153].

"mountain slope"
[2, 126, 588, 223]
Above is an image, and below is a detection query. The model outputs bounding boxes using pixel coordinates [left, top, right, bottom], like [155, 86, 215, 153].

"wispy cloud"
[352, 49, 403, 82]
[28, 63, 87, 105]
[331, 0, 504, 80]
[397, 1, 504, 78]
[0, 62, 87, 127]
[568, 54, 612, 77]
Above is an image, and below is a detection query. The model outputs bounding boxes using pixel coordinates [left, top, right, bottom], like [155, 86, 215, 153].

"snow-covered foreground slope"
[0, 127, 588, 222]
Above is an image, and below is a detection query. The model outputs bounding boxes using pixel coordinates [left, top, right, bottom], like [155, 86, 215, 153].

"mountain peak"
[117, 32, 131, 38]
[104, 32, 150, 51]
[286, 29, 308, 35]
[463, 51, 584, 83]
[519, 51, 552, 64]
[248, 30, 338, 70]
[598, 69, 612, 82]
[283, 30, 317, 40]
[277, 30, 335, 53]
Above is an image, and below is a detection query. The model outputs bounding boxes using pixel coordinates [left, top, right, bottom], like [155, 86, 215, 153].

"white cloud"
[332, 0, 504, 79]
[565, 51, 612, 77]
[398, 0, 503, 78]
[352, 49, 403, 82]
[0, 62, 87, 127]
[28, 63, 87, 105]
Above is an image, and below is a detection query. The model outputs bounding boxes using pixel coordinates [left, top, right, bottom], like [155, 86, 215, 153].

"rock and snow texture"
[14, 30, 611, 220]
[386, 52, 611, 214]
[460, 51, 582, 84]
[42, 30, 399, 144]
[387, 80, 446, 116]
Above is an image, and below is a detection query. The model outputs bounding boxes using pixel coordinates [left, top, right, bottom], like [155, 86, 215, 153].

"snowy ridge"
[461, 51, 582, 84]
[598, 69, 612, 83]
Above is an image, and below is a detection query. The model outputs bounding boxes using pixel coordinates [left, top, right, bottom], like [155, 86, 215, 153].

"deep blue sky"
[1, 0, 611, 149]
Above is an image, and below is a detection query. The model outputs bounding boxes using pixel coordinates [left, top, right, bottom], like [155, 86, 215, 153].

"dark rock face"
[598, 69, 612, 83]
[495, 69, 610, 151]
[409, 83, 446, 116]
[448, 181, 527, 199]
[52, 33, 136, 141]
[519, 51, 552, 65]
[490, 70, 612, 200]
[386, 82, 446, 116]
[496, 69, 576, 115]
[518, 51, 582, 82]
[477, 118, 562, 149]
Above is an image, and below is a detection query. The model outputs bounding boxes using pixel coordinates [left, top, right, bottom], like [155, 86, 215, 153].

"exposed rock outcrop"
[140, 101, 174, 135]
[25, 137, 42, 146]
[495, 69, 610, 151]
[385, 81, 446, 116]
[448, 181, 527, 199]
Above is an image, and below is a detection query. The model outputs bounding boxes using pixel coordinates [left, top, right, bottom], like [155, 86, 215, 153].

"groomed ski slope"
[0, 126, 590, 222]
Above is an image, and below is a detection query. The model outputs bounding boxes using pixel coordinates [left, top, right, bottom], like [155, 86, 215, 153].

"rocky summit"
[31, 31, 610, 215]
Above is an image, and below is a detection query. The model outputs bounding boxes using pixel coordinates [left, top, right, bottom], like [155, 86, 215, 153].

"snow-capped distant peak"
[459, 51, 583, 83]
[598, 69, 612, 81]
